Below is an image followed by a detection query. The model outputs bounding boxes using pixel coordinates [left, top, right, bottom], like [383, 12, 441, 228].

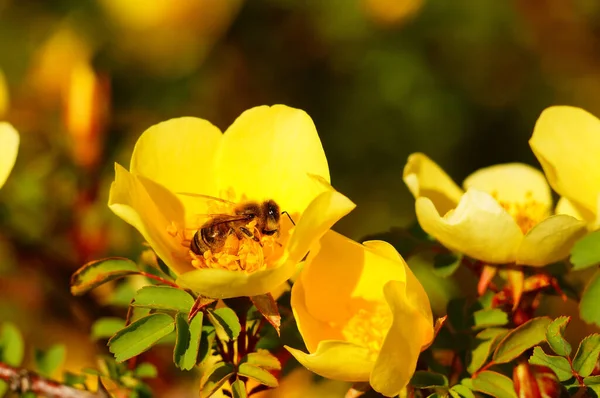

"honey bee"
[176, 193, 284, 256]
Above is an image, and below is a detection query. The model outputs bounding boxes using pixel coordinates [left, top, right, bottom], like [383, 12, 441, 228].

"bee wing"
[175, 192, 237, 222]
[176, 192, 237, 206]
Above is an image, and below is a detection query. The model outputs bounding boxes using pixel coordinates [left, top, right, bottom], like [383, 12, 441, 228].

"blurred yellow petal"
[0, 122, 19, 189]
[530, 106, 600, 215]
[216, 105, 330, 217]
[516, 215, 587, 266]
[108, 164, 192, 274]
[415, 189, 522, 264]
[363, 240, 433, 327]
[285, 342, 374, 382]
[403, 153, 463, 216]
[555, 197, 593, 223]
[463, 163, 552, 214]
[370, 280, 432, 397]
[130, 117, 223, 196]
[0, 69, 8, 117]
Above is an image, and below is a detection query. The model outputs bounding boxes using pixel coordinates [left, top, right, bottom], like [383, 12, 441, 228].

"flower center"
[491, 191, 548, 234]
[338, 302, 392, 360]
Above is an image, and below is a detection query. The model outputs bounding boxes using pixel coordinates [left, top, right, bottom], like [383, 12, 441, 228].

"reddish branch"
[0, 362, 106, 398]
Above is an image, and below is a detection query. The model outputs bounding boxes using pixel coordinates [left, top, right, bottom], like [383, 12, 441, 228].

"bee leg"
[240, 227, 262, 245]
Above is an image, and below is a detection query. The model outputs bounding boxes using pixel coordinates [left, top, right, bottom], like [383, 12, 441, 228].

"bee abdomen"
[190, 230, 204, 255]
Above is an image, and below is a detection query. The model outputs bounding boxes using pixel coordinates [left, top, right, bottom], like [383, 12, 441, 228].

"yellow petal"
[216, 105, 330, 217]
[402, 153, 463, 216]
[130, 117, 223, 196]
[516, 215, 587, 266]
[108, 163, 192, 274]
[463, 163, 552, 214]
[362, 240, 433, 330]
[415, 189, 522, 264]
[530, 106, 600, 215]
[285, 342, 374, 382]
[555, 197, 593, 223]
[370, 280, 433, 397]
[0, 122, 19, 189]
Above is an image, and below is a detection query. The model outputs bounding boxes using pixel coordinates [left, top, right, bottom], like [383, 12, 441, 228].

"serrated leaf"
[134, 363, 158, 378]
[449, 385, 475, 398]
[231, 379, 247, 398]
[200, 362, 235, 397]
[34, 345, 65, 378]
[546, 316, 572, 357]
[529, 346, 573, 381]
[493, 317, 552, 364]
[238, 363, 278, 388]
[581, 270, 600, 326]
[472, 308, 509, 330]
[133, 286, 194, 313]
[91, 317, 126, 341]
[467, 328, 509, 374]
[433, 252, 462, 277]
[573, 334, 600, 377]
[174, 312, 203, 370]
[241, 350, 281, 370]
[410, 370, 449, 388]
[471, 371, 517, 398]
[570, 230, 600, 270]
[207, 307, 241, 341]
[0, 322, 24, 366]
[70, 257, 139, 296]
[108, 313, 175, 362]
[250, 294, 281, 335]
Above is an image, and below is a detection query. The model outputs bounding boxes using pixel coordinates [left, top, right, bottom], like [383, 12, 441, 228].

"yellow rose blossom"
[109, 105, 355, 299]
[402, 153, 586, 266]
[0, 122, 19, 189]
[286, 231, 433, 397]
[530, 106, 600, 228]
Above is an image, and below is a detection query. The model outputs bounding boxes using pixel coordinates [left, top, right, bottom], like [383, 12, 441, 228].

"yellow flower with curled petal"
[402, 153, 587, 266]
[0, 122, 19, 189]
[530, 106, 600, 228]
[286, 231, 433, 397]
[109, 105, 355, 299]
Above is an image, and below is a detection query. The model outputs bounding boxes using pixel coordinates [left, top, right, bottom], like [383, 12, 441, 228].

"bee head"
[262, 200, 280, 235]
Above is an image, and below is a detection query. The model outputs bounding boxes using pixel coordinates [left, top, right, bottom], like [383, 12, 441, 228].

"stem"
[138, 272, 179, 288]
[0, 362, 105, 398]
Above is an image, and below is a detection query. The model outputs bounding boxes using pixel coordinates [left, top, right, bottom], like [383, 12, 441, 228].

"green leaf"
[433, 252, 462, 278]
[238, 363, 278, 388]
[467, 328, 509, 374]
[134, 363, 158, 378]
[471, 371, 517, 398]
[250, 294, 281, 335]
[580, 270, 600, 326]
[91, 317, 126, 341]
[207, 307, 241, 341]
[472, 309, 509, 330]
[493, 317, 552, 364]
[410, 370, 449, 388]
[108, 313, 175, 362]
[174, 312, 203, 370]
[570, 230, 600, 271]
[0, 322, 24, 366]
[231, 379, 247, 398]
[200, 362, 235, 397]
[585, 375, 600, 386]
[133, 286, 194, 313]
[546, 316, 572, 357]
[529, 346, 573, 381]
[241, 350, 281, 370]
[573, 334, 600, 377]
[34, 344, 66, 378]
[63, 371, 87, 386]
[70, 257, 139, 296]
[199, 326, 216, 364]
[449, 385, 475, 398]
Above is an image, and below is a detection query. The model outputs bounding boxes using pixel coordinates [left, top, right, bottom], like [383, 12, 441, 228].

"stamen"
[491, 190, 548, 234]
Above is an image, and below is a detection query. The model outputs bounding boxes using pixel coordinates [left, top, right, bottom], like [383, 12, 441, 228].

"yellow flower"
[109, 105, 355, 298]
[402, 153, 586, 266]
[530, 106, 600, 228]
[286, 231, 433, 397]
[0, 122, 19, 189]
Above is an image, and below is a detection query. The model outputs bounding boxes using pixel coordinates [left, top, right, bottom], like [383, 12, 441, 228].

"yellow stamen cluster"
[491, 191, 548, 234]
[339, 303, 392, 360]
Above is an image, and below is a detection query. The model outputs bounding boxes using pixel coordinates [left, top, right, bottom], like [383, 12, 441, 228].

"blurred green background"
[1, 0, 600, 396]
